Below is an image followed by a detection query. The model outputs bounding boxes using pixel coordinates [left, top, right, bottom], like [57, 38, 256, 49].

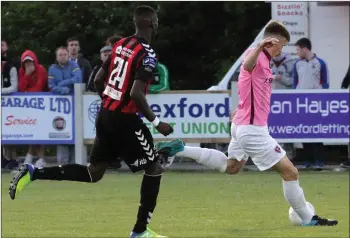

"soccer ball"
[288, 202, 316, 226]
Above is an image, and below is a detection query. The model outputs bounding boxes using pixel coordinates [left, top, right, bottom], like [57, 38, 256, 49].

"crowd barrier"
[2, 83, 349, 165]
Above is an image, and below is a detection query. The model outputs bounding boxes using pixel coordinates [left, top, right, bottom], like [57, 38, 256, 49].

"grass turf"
[2, 171, 349, 237]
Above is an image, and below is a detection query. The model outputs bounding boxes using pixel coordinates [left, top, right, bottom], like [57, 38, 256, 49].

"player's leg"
[236, 125, 338, 226]
[9, 136, 111, 200]
[121, 118, 166, 237]
[156, 123, 247, 174]
[272, 156, 338, 226]
[9, 110, 112, 200]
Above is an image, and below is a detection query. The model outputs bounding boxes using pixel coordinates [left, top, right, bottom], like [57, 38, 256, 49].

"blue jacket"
[48, 61, 82, 94]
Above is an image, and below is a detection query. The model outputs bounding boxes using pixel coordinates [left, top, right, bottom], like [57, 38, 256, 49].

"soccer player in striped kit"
[10, 5, 172, 238]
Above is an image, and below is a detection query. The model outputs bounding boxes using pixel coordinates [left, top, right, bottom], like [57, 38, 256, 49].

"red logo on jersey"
[275, 145, 281, 153]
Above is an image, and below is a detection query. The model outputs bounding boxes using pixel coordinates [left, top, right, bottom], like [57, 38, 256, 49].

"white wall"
[309, 3, 349, 89]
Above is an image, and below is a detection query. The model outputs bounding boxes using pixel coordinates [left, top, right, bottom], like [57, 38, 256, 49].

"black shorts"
[89, 108, 158, 173]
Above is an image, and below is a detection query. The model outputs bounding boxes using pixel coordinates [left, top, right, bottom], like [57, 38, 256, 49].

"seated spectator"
[149, 61, 170, 93]
[86, 45, 112, 92]
[49, 47, 82, 165]
[2, 42, 19, 169]
[19, 50, 48, 167]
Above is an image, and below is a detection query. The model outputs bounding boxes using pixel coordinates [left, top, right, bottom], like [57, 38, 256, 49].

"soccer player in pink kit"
[157, 21, 338, 226]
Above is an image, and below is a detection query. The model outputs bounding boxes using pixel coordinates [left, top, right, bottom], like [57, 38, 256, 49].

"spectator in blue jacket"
[48, 47, 82, 166]
[48, 47, 82, 94]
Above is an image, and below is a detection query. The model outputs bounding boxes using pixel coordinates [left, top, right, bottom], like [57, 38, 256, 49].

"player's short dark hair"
[264, 20, 290, 42]
[55, 46, 68, 55]
[295, 38, 312, 51]
[67, 37, 79, 45]
[106, 35, 123, 46]
[133, 5, 156, 20]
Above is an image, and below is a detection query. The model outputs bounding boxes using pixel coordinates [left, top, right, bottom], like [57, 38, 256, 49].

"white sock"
[24, 153, 33, 164]
[177, 146, 228, 172]
[283, 180, 314, 223]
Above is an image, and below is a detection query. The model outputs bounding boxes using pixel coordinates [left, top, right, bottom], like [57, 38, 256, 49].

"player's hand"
[156, 122, 174, 136]
[258, 37, 279, 49]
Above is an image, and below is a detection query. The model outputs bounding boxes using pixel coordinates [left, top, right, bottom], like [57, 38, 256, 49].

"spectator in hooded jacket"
[48, 47, 82, 94]
[19, 50, 48, 167]
[19, 50, 48, 92]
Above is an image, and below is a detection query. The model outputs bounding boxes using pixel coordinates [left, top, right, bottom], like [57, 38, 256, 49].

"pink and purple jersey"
[233, 48, 273, 126]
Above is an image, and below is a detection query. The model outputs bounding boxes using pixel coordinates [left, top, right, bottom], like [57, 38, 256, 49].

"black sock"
[133, 174, 162, 233]
[32, 164, 91, 182]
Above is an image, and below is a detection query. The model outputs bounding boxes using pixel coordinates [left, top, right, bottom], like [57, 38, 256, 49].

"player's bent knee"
[87, 162, 109, 183]
[145, 161, 164, 176]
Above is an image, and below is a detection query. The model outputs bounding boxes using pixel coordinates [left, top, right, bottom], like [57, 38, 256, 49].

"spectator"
[1, 39, 20, 72]
[18, 50, 48, 167]
[1, 39, 8, 57]
[340, 65, 350, 169]
[86, 45, 112, 92]
[271, 51, 295, 89]
[1, 40, 19, 169]
[67, 37, 92, 88]
[341, 65, 350, 89]
[49, 47, 82, 165]
[86, 43, 123, 170]
[1, 45, 18, 94]
[294, 38, 328, 169]
[293, 38, 329, 89]
[106, 35, 123, 47]
[49, 47, 82, 94]
[270, 51, 296, 160]
[149, 62, 170, 93]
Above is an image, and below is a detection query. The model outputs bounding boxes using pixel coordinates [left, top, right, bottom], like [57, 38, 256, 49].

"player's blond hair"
[264, 20, 290, 42]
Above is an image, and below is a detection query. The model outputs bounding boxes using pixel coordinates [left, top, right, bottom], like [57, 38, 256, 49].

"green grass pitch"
[2, 171, 349, 237]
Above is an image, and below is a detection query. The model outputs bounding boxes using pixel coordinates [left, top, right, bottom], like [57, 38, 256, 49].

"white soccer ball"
[288, 202, 316, 226]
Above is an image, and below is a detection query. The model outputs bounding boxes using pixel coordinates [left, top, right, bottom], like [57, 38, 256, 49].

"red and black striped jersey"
[101, 35, 158, 113]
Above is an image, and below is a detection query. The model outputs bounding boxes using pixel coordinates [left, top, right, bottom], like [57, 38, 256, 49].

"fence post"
[230, 81, 239, 110]
[74, 83, 87, 165]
